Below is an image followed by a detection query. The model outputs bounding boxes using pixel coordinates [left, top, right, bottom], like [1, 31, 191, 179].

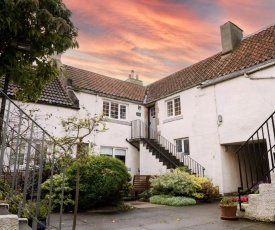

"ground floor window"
[9, 139, 51, 166]
[175, 138, 189, 155]
[100, 147, 126, 163]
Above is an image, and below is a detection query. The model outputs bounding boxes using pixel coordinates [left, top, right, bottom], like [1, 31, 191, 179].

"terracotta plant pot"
[220, 206, 238, 220]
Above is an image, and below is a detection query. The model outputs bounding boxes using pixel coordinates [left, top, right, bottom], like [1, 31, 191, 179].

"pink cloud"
[62, 0, 275, 84]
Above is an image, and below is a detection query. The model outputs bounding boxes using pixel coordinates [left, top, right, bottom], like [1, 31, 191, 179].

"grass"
[150, 195, 196, 206]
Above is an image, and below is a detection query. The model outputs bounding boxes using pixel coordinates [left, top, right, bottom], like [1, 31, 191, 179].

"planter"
[220, 206, 238, 220]
[28, 218, 47, 230]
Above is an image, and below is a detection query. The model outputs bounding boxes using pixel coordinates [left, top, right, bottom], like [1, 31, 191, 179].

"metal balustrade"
[131, 119, 205, 176]
[0, 90, 65, 229]
[236, 111, 275, 211]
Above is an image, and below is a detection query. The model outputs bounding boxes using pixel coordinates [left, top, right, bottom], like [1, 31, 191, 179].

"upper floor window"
[167, 97, 181, 117]
[103, 101, 127, 120]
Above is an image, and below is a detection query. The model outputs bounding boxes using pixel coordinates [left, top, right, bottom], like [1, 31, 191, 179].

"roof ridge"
[242, 22, 275, 40]
[64, 64, 146, 88]
[145, 22, 275, 102]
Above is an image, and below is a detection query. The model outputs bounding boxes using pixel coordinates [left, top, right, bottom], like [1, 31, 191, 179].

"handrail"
[236, 111, 275, 211]
[131, 119, 205, 176]
[0, 90, 64, 229]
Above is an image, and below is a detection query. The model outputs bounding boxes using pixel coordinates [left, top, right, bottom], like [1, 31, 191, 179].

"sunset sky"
[62, 0, 275, 85]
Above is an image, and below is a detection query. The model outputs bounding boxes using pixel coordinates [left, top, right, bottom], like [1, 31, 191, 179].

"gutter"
[199, 59, 275, 88]
[69, 87, 144, 105]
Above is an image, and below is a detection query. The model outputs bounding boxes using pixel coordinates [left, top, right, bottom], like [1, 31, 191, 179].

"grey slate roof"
[2, 77, 76, 108]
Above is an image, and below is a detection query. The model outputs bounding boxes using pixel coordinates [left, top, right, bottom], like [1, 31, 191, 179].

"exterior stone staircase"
[237, 173, 275, 222]
[0, 204, 30, 230]
[142, 138, 184, 169]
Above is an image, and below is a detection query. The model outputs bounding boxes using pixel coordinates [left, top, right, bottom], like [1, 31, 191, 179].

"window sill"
[163, 115, 183, 124]
[109, 119, 131, 126]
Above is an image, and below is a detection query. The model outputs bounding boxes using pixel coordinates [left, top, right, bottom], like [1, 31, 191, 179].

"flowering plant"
[191, 175, 219, 202]
[233, 195, 248, 203]
[219, 197, 238, 207]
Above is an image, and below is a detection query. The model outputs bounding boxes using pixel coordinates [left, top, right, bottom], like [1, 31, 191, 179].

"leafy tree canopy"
[0, 0, 78, 101]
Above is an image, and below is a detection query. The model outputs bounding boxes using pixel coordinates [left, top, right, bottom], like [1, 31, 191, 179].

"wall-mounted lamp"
[138, 105, 141, 110]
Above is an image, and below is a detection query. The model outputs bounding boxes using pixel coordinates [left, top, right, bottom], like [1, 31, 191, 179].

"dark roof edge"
[72, 88, 144, 105]
[145, 59, 275, 104]
[199, 59, 275, 89]
[145, 82, 201, 104]
[35, 100, 80, 110]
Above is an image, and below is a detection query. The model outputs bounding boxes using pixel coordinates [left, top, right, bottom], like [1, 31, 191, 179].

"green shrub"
[41, 174, 75, 212]
[190, 175, 219, 201]
[138, 190, 152, 200]
[150, 168, 195, 196]
[150, 195, 196, 206]
[67, 155, 132, 209]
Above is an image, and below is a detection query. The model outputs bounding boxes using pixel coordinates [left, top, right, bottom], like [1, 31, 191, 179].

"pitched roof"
[64, 65, 146, 103]
[3, 78, 76, 108]
[146, 24, 275, 103]
[57, 23, 275, 105]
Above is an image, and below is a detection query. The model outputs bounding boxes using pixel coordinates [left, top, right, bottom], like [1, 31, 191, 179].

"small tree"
[0, 0, 78, 100]
[0, 0, 78, 139]
[53, 109, 107, 230]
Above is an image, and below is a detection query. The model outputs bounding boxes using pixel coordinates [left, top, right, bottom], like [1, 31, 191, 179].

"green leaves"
[0, 0, 78, 100]
[67, 156, 132, 209]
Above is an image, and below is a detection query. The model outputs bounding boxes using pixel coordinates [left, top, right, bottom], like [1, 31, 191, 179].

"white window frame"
[9, 139, 51, 167]
[166, 97, 181, 117]
[100, 146, 126, 163]
[103, 101, 127, 120]
[175, 138, 189, 155]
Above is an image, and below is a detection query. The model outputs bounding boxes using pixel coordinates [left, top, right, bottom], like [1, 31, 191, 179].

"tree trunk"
[72, 163, 80, 230]
[0, 73, 10, 144]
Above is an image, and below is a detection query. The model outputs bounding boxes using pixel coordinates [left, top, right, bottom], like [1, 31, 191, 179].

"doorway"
[148, 106, 156, 139]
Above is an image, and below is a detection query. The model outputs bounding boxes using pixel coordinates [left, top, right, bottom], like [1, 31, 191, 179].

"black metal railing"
[236, 111, 275, 211]
[131, 119, 205, 176]
[0, 90, 66, 229]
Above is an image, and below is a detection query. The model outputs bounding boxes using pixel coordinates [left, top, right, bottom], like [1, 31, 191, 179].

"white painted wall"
[139, 142, 168, 175]
[16, 91, 144, 178]
[216, 66, 275, 145]
[155, 86, 224, 191]
[153, 65, 275, 194]
[9, 64, 275, 192]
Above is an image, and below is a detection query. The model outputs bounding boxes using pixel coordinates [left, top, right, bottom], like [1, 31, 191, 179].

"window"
[120, 105, 126, 119]
[103, 101, 127, 120]
[100, 147, 126, 163]
[150, 107, 155, 118]
[103, 101, 109, 117]
[175, 138, 189, 155]
[167, 97, 181, 117]
[10, 140, 27, 166]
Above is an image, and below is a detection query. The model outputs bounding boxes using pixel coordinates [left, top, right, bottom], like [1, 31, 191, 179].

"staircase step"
[259, 183, 275, 193]
[142, 138, 200, 174]
[19, 218, 31, 230]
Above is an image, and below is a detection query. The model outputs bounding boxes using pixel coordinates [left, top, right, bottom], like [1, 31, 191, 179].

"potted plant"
[22, 199, 48, 230]
[219, 197, 238, 220]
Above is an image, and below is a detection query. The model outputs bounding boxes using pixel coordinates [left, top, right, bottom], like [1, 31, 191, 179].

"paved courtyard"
[50, 201, 275, 230]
